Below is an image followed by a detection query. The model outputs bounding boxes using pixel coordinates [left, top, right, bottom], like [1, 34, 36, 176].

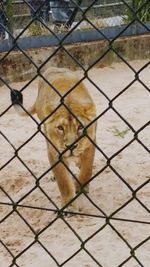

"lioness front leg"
[48, 151, 78, 212]
[75, 144, 95, 194]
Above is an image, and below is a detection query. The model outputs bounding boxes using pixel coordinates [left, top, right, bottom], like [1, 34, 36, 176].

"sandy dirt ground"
[0, 60, 150, 267]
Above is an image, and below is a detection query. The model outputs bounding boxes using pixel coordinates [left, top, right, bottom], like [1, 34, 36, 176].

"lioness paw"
[50, 176, 55, 182]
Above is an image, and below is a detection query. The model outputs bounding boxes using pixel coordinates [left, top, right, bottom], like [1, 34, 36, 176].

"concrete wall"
[0, 34, 150, 84]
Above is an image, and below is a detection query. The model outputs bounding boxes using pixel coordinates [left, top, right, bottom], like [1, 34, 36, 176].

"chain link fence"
[0, 0, 150, 267]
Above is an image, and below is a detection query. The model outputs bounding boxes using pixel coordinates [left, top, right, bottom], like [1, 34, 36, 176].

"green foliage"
[5, 0, 14, 32]
[125, 0, 150, 23]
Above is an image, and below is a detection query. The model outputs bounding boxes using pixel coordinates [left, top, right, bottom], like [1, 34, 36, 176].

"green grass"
[124, 0, 150, 23]
[108, 126, 130, 138]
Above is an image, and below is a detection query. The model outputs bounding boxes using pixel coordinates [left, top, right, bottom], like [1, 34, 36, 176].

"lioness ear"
[43, 95, 61, 118]
[43, 105, 54, 120]
[84, 104, 96, 121]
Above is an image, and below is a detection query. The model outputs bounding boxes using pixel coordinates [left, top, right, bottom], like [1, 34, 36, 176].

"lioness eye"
[78, 125, 84, 131]
[57, 125, 64, 131]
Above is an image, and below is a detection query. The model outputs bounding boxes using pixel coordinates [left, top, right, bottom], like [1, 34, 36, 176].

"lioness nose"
[65, 144, 78, 151]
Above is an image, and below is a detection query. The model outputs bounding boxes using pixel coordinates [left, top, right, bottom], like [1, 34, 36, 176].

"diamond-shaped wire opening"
[17, 204, 56, 233]
[114, 83, 150, 130]
[0, 211, 35, 256]
[18, 131, 49, 176]
[111, 141, 150, 189]
[89, 167, 132, 215]
[1, 111, 38, 151]
[0, 157, 36, 203]
[113, 198, 150, 223]
[16, 241, 59, 267]
[111, 220, 150, 248]
[0, 51, 38, 83]
[85, 224, 130, 267]
[39, 218, 82, 264]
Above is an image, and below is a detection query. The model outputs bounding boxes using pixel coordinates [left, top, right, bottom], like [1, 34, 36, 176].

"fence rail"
[0, 0, 150, 266]
[5, 0, 129, 31]
[1, 0, 150, 52]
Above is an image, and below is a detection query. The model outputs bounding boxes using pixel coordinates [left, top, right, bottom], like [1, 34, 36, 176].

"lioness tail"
[11, 89, 35, 116]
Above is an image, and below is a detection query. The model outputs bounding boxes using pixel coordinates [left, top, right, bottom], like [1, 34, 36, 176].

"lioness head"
[44, 104, 96, 158]
[36, 70, 96, 159]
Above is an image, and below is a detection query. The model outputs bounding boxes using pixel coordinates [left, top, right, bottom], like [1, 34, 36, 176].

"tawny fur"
[14, 68, 97, 212]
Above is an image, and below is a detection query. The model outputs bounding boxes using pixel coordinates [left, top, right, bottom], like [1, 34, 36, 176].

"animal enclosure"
[0, 1, 150, 267]
[0, 60, 150, 267]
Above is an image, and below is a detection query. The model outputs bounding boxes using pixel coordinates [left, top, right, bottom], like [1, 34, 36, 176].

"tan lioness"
[12, 68, 96, 214]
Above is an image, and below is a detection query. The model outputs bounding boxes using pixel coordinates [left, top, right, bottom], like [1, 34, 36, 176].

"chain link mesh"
[0, 0, 150, 267]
